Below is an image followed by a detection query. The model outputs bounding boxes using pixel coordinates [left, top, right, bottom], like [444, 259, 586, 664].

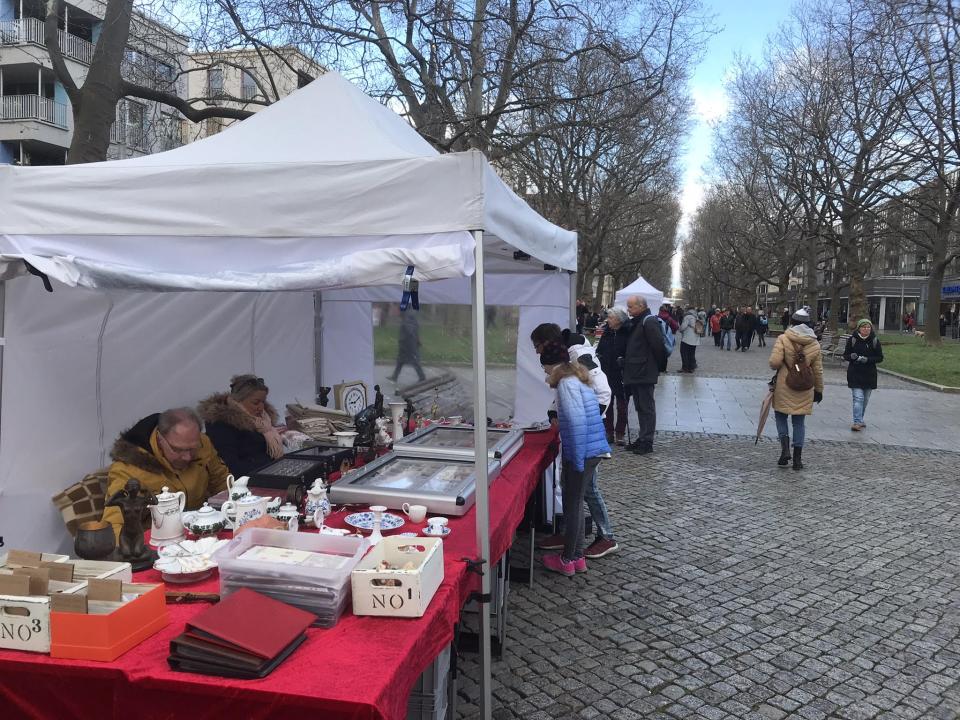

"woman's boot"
[778, 436, 791, 466]
[792, 447, 803, 471]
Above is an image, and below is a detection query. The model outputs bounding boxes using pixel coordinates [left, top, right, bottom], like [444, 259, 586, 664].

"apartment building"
[0, 0, 186, 165]
[184, 47, 319, 143]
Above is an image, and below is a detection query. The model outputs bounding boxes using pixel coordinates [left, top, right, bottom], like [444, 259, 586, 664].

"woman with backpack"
[768, 308, 824, 470]
[842, 319, 883, 431]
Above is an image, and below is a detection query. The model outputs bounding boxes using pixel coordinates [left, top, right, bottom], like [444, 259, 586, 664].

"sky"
[672, 0, 794, 289]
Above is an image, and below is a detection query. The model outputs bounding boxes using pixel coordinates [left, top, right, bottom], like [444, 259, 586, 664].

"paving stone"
[453, 432, 960, 718]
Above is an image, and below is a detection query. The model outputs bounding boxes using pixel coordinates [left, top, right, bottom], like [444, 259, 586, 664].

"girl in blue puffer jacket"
[539, 341, 611, 577]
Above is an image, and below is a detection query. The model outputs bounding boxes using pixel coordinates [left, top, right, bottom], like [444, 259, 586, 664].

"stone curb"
[877, 367, 960, 393]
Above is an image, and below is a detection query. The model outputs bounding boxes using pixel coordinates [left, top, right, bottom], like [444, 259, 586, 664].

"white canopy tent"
[614, 275, 665, 312]
[0, 70, 576, 718]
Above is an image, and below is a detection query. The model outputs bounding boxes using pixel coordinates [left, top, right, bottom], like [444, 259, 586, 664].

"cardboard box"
[68, 559, 133, 583]
[351, 537, 443, 618]
[50, 580, 168, 661]
[0, 569, 86, 653]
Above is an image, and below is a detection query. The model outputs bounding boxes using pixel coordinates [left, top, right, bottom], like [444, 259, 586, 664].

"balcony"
[0, 94, 68, 128]
[0, 17, 95, 65]
[110, 122, 148, 151]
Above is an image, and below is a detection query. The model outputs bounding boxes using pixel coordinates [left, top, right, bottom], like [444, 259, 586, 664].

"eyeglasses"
[158, 432, 200, 458]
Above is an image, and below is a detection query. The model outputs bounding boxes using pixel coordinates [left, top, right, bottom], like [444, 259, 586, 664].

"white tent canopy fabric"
[0, 70, 576, 291]
[614, 275, 664, 312]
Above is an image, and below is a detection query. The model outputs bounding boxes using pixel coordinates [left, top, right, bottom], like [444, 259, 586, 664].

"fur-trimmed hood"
[197, 392, 279, 431]
[110, 413, 167, 474]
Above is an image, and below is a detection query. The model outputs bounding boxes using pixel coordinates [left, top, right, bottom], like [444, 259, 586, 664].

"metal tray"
[328, 452, 501, 516]
[393, 424, 524, 465]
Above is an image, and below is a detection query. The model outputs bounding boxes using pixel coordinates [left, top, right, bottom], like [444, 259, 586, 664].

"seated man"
[101, 407, 230, 538]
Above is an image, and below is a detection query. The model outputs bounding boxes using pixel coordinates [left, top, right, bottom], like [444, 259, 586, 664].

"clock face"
[344, 387, 367, 415]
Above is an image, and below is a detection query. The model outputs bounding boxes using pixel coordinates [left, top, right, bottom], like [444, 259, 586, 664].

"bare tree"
[43, 0, 268, 163]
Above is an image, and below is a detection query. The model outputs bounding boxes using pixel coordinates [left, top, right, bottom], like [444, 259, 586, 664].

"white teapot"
[150, 486, 186, 545]
[182, 503, 229, 537]
[222, 494, 273, 531]
[226, 475, 251, 501]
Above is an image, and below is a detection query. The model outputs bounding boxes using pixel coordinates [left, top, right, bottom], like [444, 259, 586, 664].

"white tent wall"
[0, 278, 315, 553]
[319, 273, 570, 426]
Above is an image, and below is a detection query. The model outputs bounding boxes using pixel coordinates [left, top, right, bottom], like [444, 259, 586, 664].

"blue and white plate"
[344, 511, 405, 532]
[422, 526, 451, 537]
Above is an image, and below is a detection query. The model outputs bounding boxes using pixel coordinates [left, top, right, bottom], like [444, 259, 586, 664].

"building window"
[241, 70, 257, 100]
[126, 100, 145, 149]
[207, 67, 224, 97]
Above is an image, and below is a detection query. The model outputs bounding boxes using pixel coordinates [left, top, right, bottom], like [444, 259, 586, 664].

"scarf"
[230, 398, 284, 459]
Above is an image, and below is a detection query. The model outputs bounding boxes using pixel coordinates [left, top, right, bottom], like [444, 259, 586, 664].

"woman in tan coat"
[768, 309, 824, 470]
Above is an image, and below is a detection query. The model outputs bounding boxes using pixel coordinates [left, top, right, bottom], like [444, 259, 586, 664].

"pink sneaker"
[542, 553, 575, 577]
[573, 557, 587, 573]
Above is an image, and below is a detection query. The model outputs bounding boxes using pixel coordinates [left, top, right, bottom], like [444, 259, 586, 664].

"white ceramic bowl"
[334, 431, 359, 447]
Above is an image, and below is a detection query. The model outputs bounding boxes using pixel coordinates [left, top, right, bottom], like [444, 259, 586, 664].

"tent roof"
[614, 276, 664, 311]
[0, 71, 575, 291]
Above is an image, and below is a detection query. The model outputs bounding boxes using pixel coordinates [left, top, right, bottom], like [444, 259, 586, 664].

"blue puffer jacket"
[555, 376, 611, 471]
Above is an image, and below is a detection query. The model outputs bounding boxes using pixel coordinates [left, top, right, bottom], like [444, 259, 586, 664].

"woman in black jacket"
[841, 319, 884, 431]
[198, 375, 285, 475]
[596, 308, 630, 444]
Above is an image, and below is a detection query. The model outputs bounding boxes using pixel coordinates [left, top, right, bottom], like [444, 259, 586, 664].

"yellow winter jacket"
[101, 414, 231, 538]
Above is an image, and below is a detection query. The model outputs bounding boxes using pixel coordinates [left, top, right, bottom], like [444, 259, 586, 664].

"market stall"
[0, 69, 576, 718]
[613, 275, 665, 310]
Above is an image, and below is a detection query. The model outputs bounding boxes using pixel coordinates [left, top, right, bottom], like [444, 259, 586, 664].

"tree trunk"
[840, 216, 866, 331]
[592, 273, 605, 311]
[829, 282, 842, 333]
[924, 257, 949, 347]
[65, 0, 133, 164]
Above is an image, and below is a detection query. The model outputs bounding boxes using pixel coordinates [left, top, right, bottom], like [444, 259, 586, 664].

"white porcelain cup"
[402, 503, 428, 523]
[426, 516, 448, 533]
[446, 416, 463, 424]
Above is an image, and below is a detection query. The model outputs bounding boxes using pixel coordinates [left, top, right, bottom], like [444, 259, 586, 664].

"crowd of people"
[535, 298, 885, 575]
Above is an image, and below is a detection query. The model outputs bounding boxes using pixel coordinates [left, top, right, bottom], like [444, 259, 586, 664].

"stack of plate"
[213, 528, 367, 628]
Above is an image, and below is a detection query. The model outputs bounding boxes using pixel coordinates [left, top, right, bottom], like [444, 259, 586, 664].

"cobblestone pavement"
[455, 433, 960, 719]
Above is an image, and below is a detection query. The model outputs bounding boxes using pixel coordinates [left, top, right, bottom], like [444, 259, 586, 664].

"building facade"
[0, 0, 189, 165]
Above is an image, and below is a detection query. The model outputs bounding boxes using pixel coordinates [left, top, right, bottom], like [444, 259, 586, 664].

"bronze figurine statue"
[105, 478, 158, 564]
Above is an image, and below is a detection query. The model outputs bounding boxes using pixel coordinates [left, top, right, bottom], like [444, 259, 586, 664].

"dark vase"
[74, 520, 116, 560]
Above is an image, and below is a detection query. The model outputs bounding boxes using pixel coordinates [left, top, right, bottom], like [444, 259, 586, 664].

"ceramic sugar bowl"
[182, 503, 229, 537]
[274, 503, 301, 531]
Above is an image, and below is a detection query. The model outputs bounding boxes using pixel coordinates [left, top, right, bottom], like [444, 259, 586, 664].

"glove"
[849, 353, 859, 361]
[857, 356, 868, 364]
[813, 390, 823, 403]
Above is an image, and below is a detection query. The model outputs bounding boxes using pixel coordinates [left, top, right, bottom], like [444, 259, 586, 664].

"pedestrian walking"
[842, 319, 883, 431]
[735, 307, 755, 352]
[720, 308, 734, 351]
[596, 308, 630, 445]
[768, 308, 824, 470]
[678, 306, 699, 373]
[389, 312, 427, 383]
[710, 310, 722, 347]
[697, 307, 707, 337]
[756, 310, 768, 347]
[624, 295, 667, 455]
[781, 307, 790, 331]
[538, 340, 613, 576]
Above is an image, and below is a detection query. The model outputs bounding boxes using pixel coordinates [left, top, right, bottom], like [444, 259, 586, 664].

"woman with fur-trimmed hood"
[197, 375, 284, 476]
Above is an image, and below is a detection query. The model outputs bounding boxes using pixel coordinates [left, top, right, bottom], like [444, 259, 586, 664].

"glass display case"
[328, 453, 501, 516]
[393, 424, 524, 464]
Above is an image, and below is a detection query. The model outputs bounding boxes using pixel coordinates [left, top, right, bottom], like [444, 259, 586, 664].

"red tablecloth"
[0, 430, 558, 720]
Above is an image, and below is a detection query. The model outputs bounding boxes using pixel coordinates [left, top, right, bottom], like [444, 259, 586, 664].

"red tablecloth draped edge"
[0, 430, 558, 720]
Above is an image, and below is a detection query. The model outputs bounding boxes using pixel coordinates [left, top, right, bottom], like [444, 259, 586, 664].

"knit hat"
[539, 340, 568, 366]
[856, 318, 872, 330]
[791, 308, 810, 323]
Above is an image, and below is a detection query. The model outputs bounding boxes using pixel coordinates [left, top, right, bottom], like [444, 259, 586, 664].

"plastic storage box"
[213, 528, 367, 627]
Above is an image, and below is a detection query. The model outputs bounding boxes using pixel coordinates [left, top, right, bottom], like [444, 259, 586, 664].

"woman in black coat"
[841, 319, 884, 431]
[596, 308, 630, 444]
[198, 375, 284, 476]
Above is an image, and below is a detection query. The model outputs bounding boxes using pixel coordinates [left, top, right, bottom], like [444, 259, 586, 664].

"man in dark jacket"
[735, 306, 755, 352]
[719, 308, 734, 350]
[623, 295, 667, 455]
[596, 308, 630, 444]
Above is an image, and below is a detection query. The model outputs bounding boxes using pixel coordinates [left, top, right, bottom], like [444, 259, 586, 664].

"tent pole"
[470, 229, 492, 720]
[569, 272, 577, 329]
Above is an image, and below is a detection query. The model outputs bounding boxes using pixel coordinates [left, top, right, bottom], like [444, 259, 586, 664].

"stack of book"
[168, 588, 315, 679]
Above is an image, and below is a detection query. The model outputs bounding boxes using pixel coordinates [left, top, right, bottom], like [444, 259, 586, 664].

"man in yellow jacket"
[102, 407, 231, 538]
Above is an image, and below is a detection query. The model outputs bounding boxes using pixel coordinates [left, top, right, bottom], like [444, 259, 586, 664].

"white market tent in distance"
[0, 69, 576, 289]
[614, 275, 664, 312]
[0, 70, 576, 720]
